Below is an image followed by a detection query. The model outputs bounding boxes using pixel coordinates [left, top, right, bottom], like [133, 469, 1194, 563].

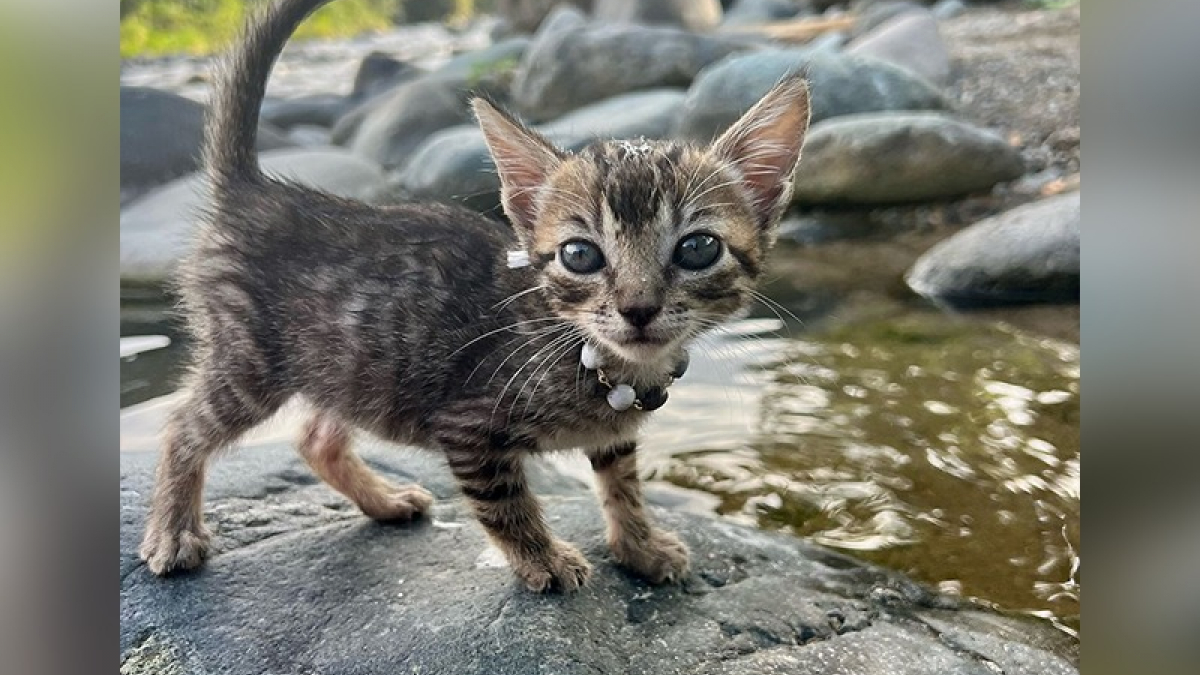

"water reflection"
[119, 308, 1080, 637]
[647, 313, 1081, 635]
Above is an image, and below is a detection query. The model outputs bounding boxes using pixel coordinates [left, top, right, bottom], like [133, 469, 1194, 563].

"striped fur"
[139, 0, 810, 593]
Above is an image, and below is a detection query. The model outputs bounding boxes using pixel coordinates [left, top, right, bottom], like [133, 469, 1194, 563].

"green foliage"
[466, 54, 518, 87]
[120, 0, 402, 58]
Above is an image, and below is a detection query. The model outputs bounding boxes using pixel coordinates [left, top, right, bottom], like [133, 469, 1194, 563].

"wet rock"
[722, 0, 803, 27]
[675, 50, 948, 142]
[848, 1, 926, 40]
[905, 191, 1081, 306]
[495, 0, 589, 33]
[792, 112, 1024, 204]
[349, 77, 476, 169]
[512, 6, 752, 122]
[261, 93, 351, 129]
[351, 51, 424, 100]
[540, 88, 687, 141]
[120, 149, 386, 286]
[120, 86, 293, 200]
[391, 89, 687, 213]
[119, 442, 1079, 675]
[286, 124, 333, 147]
[847, 8, 950, 83]
[341, 38, 529, 165]
[593, 0, 724, 30]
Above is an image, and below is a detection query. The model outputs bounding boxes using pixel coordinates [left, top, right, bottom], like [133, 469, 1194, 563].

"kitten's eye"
[559, 240, 606, 274]
[673, 233, 722, 270]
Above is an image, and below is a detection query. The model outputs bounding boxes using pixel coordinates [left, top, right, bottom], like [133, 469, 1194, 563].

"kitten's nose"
[618, 304, 662, 328]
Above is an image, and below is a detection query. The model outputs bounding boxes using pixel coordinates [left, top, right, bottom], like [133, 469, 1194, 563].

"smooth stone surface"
[119, 443, 1079, 675]
[348, 76, 477, 170]
[905, 191, 1080, 306]
[120, 149, 387, 286]
[351, 50, 424, 100]
[847, 9, 951, 83]
[260, 93, 351, 130]
[847, 0, 927, 40]
[721, 0, 802, 27]
[674, 50, 948, 142]
[791, 112, 1025, 204]
[512, 5, 752, 122]
[593, 0, 724, 31]
[389, 89, 688, 213]
[121, 86, 293, 195]
[344, 38, 529, 167]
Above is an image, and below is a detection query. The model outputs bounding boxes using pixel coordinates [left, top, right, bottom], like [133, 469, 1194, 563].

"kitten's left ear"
[710, 75, 811, 229]
[472, 98, 565, 240]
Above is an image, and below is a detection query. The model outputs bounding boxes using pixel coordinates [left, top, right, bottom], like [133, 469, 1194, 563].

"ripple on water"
[648, 312, 1080, 635]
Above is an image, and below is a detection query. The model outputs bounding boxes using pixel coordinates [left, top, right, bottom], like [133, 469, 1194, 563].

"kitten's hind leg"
[140, 371, 278, 575]
[297, 413, 433, 522]
[588, 442, 690, 584]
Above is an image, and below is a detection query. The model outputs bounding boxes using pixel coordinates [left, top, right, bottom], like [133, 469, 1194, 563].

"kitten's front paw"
[514, 540, 593, 593]
[139, 523, 212, 576]
[612, 528, 690, 585]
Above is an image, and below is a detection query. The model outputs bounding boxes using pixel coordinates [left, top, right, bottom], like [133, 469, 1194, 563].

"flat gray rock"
[120, 86, 293, 199]
[391, 89, 688, 214]
[593, 0, 723, 30]
[120, 442, 1078, 674]
[792, 112, 1025, 204]
[345, 38, 529, 168]
[847, 8, 952, 84]
[906, 191, 1081, 306]
[512, 6, 752, 122]
[120, 149, 387, 287]
[674, 50, 948, 143]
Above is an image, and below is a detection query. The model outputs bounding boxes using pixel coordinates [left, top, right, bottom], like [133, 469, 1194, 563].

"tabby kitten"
[139, 0, 811, 593]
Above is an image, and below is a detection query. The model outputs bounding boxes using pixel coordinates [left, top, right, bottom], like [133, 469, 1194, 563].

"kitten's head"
[473, 76, 810, 367]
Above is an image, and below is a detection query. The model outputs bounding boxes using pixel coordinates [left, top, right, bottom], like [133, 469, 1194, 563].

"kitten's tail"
[202, 0, 331, 190]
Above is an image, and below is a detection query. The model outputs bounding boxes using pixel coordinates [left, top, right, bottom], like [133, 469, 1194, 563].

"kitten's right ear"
[472, 98, 565, 238]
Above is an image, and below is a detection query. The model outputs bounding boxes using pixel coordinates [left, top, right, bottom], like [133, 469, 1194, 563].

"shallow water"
[121, 25, 1079, 640]
[120, 282, 1080, 639]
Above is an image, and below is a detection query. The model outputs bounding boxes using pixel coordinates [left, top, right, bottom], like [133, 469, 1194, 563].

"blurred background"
[118, 0, 1080, 651]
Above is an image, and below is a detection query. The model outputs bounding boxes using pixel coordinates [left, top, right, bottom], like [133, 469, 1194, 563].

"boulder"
[121, 86, 293, 198]
[495, 0, 592, 34]
[341, 38, 529, 164]
[351, 51, 424, 100]
[847, 0, 927, 40]
[512, 6, 753, 122]
[905, 191, 1081, 306]
[348, 77, 476, 169]
[120, 149, 387, 287]
[847, 8, 951, 83]
[261, 93, 351, 130]
[391, 89, 688, 213]
[120, 441, 1079, 675]
[593, 0, 724, 31]
[792, 112, 1024, 204]
[721, 0, 803, 27]
[674, 50, 948, 142]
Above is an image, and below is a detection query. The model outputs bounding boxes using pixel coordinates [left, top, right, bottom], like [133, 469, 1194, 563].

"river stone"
[120, 149, 387, 287]
[512, 5, 752, 122]
[721, 0, 803, 27]
[119, 442, 1078, 675]
[674, 50, 948, 142]
[792, 112, 1025, 204]
[847, 8, 951, 83]
[351, 51, 424, 100]
[342, 38, 529, 164]
[593, 0, 724, 30]
[391, 89, 688, 213]
[260, 93, 352, 130]
[847, 1, 927, 40]
[905, 191, 1081, 306]
[348, 77, 476, 170]
[121, 86, 293, 200]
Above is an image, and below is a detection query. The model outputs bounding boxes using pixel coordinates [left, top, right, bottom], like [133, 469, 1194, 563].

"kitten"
[139, 0, 811, 593]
